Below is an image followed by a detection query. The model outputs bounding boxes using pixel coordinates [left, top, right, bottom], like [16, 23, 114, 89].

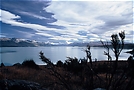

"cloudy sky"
[0, 0, 133, 44]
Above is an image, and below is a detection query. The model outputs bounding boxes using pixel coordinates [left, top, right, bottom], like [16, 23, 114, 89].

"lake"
[0, 46, 131, 66]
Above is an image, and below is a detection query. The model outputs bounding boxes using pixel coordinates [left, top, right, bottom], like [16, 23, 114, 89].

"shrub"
[0, 63, 5, 67]
[64, 57, 83, 74]
[56, 60, 64, 67]
[22, 59, 39, 69]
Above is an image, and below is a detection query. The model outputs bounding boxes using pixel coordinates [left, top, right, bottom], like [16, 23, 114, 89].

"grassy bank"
[1, 60, 133, 90]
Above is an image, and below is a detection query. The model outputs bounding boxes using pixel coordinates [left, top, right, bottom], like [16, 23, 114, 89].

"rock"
[0, 79, 47, 90]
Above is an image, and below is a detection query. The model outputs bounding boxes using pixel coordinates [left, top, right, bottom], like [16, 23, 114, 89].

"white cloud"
[0, 9, 63, 40]
[36, 32, 53, 37]
[18, 11, 49, 20]
[1, 9, 20, 20]
[45, 1, 133, 42]
[46, 1, 132, 24]
[0, 9, 59, 33]
[0, 9, 77, 41]
[0, 34, 6, 37]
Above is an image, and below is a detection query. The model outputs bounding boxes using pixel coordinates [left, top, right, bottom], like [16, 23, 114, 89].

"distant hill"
[93, 42, 134, 49]
[124, 43, 134, 49]
[67, 41, 134, 49]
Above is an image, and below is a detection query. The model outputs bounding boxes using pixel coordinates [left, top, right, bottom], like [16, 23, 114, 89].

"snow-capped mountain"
[0, 38, 40, 47]
[0, 38, 133, 48]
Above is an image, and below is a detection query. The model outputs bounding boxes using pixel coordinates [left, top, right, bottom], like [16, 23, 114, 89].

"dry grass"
[0, 61, 132, 90]
[0, 65, 78, 89]
[0, 66, 51, 85]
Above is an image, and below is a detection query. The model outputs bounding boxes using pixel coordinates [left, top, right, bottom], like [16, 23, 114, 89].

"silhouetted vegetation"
[64, 57, 82, 74]
[22, 59, 39, 69]
[56, 60, 64, 67]
[0, 63, 5, 67]
[40, 51, 72, 90]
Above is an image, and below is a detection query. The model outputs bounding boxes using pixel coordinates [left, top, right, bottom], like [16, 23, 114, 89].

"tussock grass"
[0, 61, 132, 90]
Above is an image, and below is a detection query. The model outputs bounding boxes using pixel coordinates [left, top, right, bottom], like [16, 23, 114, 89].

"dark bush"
[22, 59, 39, 69]
[64, 57, 83, 74]
[0, 63, 5, 67]
[13, 63, 22, 68]
[56, 60, 64, 67]
[127, 56, 134, 77]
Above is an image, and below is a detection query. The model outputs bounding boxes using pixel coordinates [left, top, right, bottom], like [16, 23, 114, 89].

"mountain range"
[0, 38, 48, 47]
[0, 37, 101, 47]
[0, 38, 134, 48]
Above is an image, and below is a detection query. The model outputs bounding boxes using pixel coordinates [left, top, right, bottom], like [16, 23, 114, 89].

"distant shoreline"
[0, 44, 134, 49]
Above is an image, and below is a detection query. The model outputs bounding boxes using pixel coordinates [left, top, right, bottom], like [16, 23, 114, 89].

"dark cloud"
[1, 23, 36, 38]
[1, 0, 50, 11]
[1, 0, 65, 29]
[1, 1, 53, 21]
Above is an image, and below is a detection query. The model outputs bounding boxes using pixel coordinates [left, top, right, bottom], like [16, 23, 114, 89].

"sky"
[0, 0, 133, 44]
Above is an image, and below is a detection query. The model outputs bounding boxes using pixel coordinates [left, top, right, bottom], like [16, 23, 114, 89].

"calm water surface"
[0, 46, 131, 65]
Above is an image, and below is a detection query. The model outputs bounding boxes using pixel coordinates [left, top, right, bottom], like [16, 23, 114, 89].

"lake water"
[0, 46, 131, 65]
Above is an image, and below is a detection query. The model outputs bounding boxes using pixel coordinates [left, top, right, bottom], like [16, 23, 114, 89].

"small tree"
[101, 31, 125, 90]
[85, 45, 94, 89]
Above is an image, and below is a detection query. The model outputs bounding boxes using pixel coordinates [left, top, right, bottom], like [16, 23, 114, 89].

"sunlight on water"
[0, 47, 131, 65]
